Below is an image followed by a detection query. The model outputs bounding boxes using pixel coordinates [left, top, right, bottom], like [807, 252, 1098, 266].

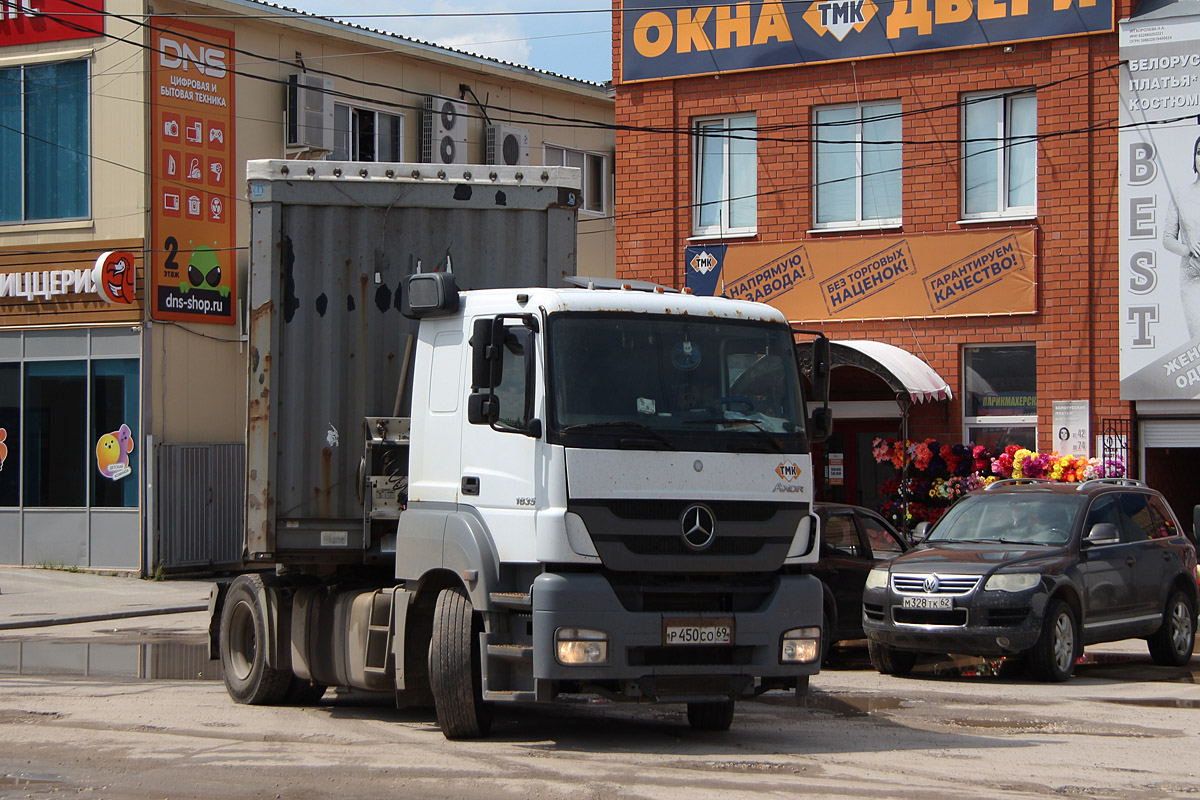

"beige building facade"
[0, 0, 614, 572]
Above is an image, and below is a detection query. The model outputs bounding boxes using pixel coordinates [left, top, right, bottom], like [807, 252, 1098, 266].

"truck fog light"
[555, 627, 609, 665]
[781, 627, 821, 663]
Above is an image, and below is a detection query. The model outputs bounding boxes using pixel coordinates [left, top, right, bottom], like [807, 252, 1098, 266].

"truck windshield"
[546, 312, 808, 453]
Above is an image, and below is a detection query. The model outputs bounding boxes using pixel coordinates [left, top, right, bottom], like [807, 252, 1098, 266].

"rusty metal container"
[243, 160, 580, 561]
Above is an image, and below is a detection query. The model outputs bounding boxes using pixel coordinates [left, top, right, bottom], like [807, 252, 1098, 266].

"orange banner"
[150, 19, 236, 325]
[686, 229, 1037, 321]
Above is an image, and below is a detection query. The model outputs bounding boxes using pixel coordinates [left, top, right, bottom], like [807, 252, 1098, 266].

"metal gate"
[156, 443, 245, 571]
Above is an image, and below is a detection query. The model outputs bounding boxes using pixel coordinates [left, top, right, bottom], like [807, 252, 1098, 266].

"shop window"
[0, 60, 90, 223]
[962, 90, 1036, 219]
[692, 114, 756, 237]
[91, 359, 139, 508]
[332, 104, 402, 162]
[813, 101, 901, 229]
[23, 361, 87, 507]
[0, 363, 18, 506]
[963, 345, 1036, 451]
[545, 145, 608, 216]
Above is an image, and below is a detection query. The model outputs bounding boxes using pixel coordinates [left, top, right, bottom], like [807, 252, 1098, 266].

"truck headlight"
[984, 573, 1040, 592]
[555, 627, 609, 665]
[781, 627, 821, 663]
[865, 567, 889, 590]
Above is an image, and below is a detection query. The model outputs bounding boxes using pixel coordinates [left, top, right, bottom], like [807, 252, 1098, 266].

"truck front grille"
[570, 499, 805, 573]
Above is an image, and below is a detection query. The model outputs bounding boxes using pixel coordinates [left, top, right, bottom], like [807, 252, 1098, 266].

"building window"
[0, 59, 90, 223]
[693, 114, 756, 236]
[545, 145, 608, 216]
[963, 344, 1037, 451]
[0, 363, 18, 507]
[813, 102, 901, 229]
[333, 104, 402, 162]
[2, 352, 139, 510]
[962, 90, 1036, 218]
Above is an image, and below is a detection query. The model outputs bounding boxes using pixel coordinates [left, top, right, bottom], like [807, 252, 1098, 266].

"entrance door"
[814, 419, 899, 507]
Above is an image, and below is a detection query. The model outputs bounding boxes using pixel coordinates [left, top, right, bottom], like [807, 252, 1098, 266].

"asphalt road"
[0, 610, 1197, 800]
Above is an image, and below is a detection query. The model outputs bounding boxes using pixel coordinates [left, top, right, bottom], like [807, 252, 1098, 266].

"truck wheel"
[686, 700, 735, 731]
[1147, 589, 1196, 667]
[867, 638, 916, 676]
[429, 586, 493, 739]
[1028, 599, 1077, 682]
[220, 574, 291, 705]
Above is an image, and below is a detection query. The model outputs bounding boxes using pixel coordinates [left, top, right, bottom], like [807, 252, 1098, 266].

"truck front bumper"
[530, 572, 821, 701]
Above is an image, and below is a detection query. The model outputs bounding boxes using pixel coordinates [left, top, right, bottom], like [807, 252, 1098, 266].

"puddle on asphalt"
[0, 640, 221, 681]
[1093, 697, 1200, 709]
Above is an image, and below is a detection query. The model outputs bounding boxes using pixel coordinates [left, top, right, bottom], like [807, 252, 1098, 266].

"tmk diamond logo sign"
[690, 250, 718, 275]
[803, 0, 877, 41]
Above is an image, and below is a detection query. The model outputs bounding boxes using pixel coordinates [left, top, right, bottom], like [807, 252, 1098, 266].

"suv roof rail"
[984, 477, 1054, 490]
[1076, 477, 1146, 490]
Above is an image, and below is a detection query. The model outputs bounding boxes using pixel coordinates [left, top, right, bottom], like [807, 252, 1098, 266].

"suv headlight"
[865, 567, 888, 590]
[984, 573, 1040, 592]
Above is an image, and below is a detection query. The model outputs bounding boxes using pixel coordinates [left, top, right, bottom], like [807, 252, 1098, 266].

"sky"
[286, 0, 614, 85]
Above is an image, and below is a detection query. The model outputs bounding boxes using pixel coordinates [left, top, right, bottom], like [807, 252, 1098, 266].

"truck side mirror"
[812, 335, 831, 404]
[810, 406, 833, 443]
[470, 318, 503, 390]
[467, 393, 498, 425]
[401, 272, 459, 319]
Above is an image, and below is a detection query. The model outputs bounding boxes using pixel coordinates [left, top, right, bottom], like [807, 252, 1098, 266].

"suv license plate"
[663, 619, 733, 645]
[902, 596, 953, 610]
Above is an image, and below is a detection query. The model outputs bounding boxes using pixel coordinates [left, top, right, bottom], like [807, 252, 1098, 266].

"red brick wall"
[614, 20, 1127, 452]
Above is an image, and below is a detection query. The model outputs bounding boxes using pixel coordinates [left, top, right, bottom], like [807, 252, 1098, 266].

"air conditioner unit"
[286, 74, 334, 150]
[486, 124, 530, 166]
[422, 96, 469, 164]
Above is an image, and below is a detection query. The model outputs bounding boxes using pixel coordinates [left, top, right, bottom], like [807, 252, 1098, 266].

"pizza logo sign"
[803, 0, 878, 41]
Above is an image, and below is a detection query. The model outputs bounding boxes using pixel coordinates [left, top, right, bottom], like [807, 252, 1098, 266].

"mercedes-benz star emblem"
[923, 574, 940, 594]
[680, 504, 716, 551]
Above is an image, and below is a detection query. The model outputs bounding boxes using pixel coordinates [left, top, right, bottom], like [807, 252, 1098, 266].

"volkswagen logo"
[680, 504, 716, 551]
[923, 574, 940, 594]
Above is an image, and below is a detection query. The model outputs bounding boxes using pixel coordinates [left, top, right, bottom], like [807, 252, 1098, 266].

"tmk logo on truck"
[803, 0, 877, 41]
[775, 460, 802, 482]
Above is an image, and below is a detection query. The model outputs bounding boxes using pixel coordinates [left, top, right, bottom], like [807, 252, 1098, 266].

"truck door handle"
[462, 476, 480, 496]
[1126, 556, 1136, 567]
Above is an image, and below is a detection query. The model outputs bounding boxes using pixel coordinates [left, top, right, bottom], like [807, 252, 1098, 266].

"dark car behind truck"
[863, 478, 1198, 681]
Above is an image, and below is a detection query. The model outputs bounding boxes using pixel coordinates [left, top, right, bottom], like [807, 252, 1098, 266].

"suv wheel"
[868, 638, 917, 676]
[1147, 589, 1196, 667]
[1029, 599, 1077, 682]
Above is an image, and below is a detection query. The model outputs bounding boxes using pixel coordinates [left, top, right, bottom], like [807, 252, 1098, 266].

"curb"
[0, 604, 209, 631]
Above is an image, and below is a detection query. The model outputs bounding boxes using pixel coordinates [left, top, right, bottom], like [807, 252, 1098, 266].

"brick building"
[610, 1, 1200, 523]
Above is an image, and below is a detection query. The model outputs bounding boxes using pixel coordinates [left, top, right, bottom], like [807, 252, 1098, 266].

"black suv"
[862, 478, 1199, 681]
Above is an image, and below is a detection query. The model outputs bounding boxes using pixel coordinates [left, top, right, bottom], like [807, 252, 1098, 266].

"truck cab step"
[488, 592, 532, 610]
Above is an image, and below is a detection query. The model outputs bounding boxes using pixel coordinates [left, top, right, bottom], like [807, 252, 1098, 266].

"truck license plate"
[902, 596, 953, 610]
[663, 619, 733, 645]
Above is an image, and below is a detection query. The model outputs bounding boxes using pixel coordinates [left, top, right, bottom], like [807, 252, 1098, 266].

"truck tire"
[867, 637, 917, 676]
[1028, 599, 1077, 682]
[220, 574, 291, 705]
[1147, 589, 1196, 667]
[686, 700, 735, 731]
[429, 586, 493, 739]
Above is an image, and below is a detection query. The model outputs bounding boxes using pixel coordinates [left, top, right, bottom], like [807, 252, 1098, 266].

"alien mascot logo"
[180, 244, 231, 298]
